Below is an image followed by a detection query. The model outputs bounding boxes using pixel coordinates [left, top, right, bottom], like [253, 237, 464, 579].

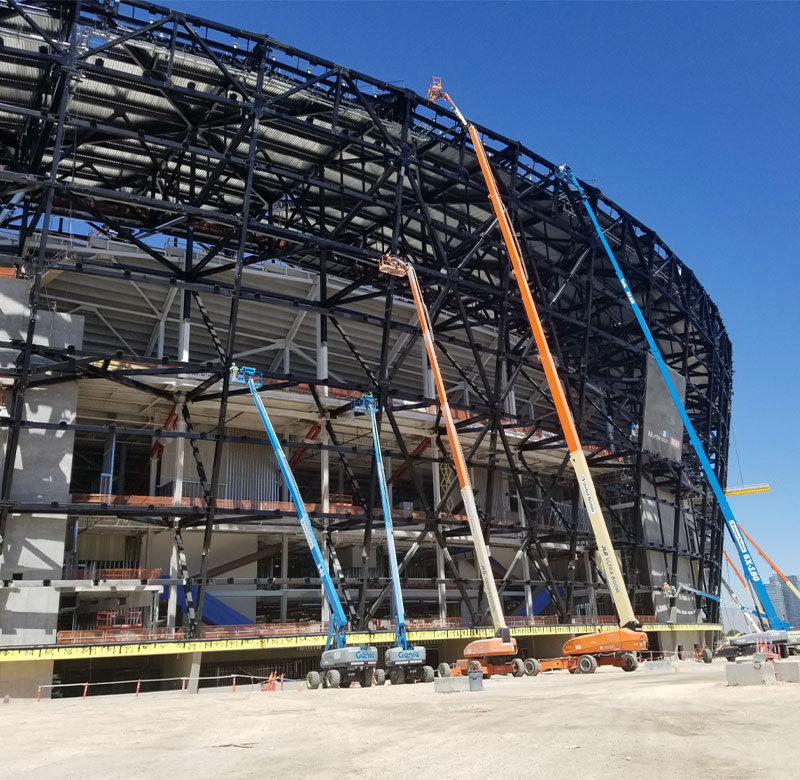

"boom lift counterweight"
[356, 393, 434, 685]
[233, 366, 378, 689]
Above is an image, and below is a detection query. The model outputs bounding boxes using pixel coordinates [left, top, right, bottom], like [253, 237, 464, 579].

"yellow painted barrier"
[0, 624, 722, 663]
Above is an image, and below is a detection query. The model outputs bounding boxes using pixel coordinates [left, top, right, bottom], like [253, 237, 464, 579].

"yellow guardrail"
[0, 623, 722, 663]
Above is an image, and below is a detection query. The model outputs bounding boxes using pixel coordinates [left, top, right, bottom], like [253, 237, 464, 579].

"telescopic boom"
[377, 254, 510, 642]
[555, 164, 789, 632]
[429, 83, 637, 630]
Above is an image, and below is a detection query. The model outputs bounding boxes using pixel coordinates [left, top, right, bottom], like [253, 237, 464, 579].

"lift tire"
[326, 669, 341, 689]
[621, 653, 639, 672]
[306, 671, 321, 690]
[511, 658, 525, 678]
[701, 648, 713, 664]
[437, 663, 451, 678]
[523, 658, 540, 677]
[390, 666, 406, 686]
[779, 644, 790, 659]
[374, 668, 387, 686]
[578, 655, 597, 674]
[422, 665, 435, 683]
[361, 669, 373, 688]
[467, 660, 483, 674]
[568, 667, 578, 674]
[726, 656, 735, 662]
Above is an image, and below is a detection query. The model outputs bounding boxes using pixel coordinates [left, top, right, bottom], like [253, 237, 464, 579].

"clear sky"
[171, 0, 799, 626]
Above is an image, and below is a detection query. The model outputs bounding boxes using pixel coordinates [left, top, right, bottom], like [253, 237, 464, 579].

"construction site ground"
[2, 660, 796, 780]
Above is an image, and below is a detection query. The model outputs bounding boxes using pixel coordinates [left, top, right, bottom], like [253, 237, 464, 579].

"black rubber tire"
[361, 668, 373, 688]
[726, 656, 735, 662]
[568, 667, 578, 674]
[701, 648, 713, 664]
[578, 655, 597, 674]
[306, 671, 321, 690]
[437, 663, 451, 678]
[422, 665, 435, 683]
[326, 669, 341, 688]
[779, 644, 790, 659]
[511, 658, 525, 678]
[390, 666, 405, 686]
[467, 660, 482, 674]
[374, 668, 386, 686]
[621, 653, 638, 672]
[523, 658, 540, 677]
[340, 680, 352, 688]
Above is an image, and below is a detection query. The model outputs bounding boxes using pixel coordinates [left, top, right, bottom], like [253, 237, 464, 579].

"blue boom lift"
[355, 393, 434, 685]
[233, 366, 378, 689]
[556, 166, 790, 643]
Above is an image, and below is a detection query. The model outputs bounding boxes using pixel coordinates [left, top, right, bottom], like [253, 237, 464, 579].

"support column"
[167, 394, 186, 629]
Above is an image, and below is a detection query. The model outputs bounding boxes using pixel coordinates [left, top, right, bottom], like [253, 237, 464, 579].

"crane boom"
[378, 255, 510, 642]
[434, 87, 636, 629]
[556, 165, 789, 632]
[235, 367, 348, 649]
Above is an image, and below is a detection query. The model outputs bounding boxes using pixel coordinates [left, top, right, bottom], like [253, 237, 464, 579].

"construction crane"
[232, 366, 378, 689]
[427, 81, 646, 675]
[377, 254, 526, 679]
[554, 164, 791, 634]
[355, 393, 434, 685]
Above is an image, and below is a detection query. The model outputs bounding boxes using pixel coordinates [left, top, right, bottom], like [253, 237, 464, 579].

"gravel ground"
[1, 660, 797, 780]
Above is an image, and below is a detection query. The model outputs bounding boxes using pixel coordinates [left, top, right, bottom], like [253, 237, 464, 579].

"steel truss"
[0, 0, 731, 632]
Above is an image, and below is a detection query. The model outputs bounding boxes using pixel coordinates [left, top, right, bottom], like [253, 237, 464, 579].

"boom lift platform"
[355, 393, 434, 685]
[232, 366, 378, 689]
[377, 255, 530, 680]
[427, 82, 646, 674]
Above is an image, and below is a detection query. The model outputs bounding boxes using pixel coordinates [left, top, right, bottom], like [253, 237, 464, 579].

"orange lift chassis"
[427, 79, 647, 673]
[378, 254, 529, 679]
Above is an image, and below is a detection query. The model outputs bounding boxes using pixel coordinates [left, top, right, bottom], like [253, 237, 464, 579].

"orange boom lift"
[378, 254, 522, 678]
[427, 80, 647, 673]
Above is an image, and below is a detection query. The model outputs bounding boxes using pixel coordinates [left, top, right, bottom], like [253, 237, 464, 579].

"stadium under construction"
[0, 0, 729, 696]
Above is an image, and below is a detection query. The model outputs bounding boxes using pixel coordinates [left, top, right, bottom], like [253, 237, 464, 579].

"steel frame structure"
[0, 0, 731, 634]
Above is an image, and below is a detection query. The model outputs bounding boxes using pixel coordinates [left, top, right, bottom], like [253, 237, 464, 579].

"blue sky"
[172, 1, 799, 623]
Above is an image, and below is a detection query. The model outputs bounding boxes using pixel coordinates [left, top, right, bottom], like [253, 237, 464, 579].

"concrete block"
[434, 675, 471, 694]
[641, 659, 679, 674]
[774, 661, 800, 683]
[726, 659, 776, 686]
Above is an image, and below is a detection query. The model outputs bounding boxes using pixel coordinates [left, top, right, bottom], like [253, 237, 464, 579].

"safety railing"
[61, 567, 162, 580]
[56, 613, 665, 645]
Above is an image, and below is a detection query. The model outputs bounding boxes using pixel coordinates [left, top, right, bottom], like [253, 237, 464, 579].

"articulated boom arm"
[234, 367, 349, 649]
[378, 255, 510, 642]
[430, 87, 637, 630]
[556, 164, 788, 632]
[357, 393, 408, 650]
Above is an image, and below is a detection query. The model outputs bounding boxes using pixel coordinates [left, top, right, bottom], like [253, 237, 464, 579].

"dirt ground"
[1, 660, 797, 780]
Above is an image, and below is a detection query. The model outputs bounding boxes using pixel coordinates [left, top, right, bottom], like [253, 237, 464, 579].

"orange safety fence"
[62, 567, 162, 580]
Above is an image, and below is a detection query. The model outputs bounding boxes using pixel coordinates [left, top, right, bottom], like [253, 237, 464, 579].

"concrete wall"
[0, 279, 84, 649]
[0, 279, 84, 696]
